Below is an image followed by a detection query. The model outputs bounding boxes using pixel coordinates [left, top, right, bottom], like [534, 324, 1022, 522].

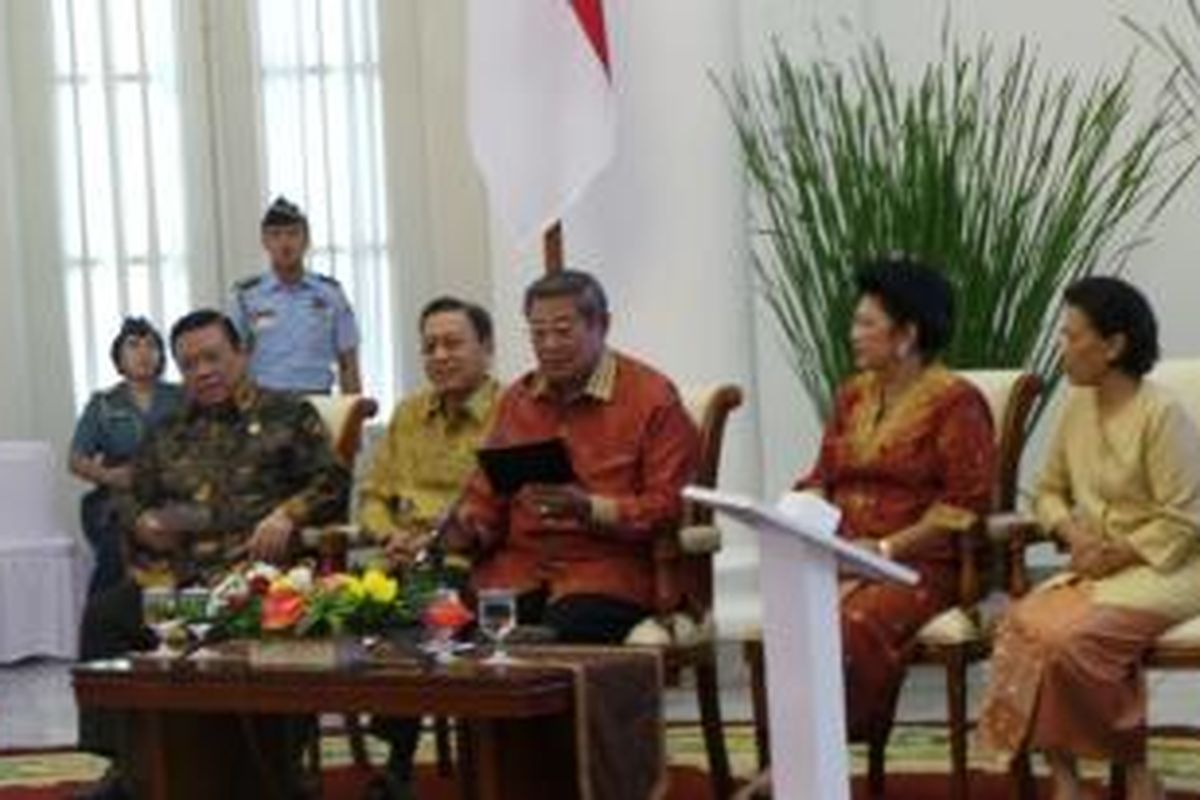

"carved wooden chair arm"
[985, 511, 1051, 598]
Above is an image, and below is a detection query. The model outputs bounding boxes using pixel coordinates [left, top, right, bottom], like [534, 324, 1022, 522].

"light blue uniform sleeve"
[333, 285, 360, 354]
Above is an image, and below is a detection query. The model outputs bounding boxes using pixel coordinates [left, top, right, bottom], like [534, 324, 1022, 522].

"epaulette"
[313, 273, 341, 288]
[234, 275, 264, 293]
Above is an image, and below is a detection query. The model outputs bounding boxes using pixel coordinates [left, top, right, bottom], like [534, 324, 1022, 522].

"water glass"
[141, 585, 179, 656]
[178, 586, 214, 653]
[477, 588, 517, 664]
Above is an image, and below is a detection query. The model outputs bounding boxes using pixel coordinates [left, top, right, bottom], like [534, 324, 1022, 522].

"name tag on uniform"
[251, 309, 278, 330]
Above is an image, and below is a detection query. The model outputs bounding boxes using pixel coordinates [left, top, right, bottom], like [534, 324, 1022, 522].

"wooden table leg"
[457, 720, 477, 800]
[465, 714, 578, 800]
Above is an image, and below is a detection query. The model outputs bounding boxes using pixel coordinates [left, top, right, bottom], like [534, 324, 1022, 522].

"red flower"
[261, 588, 306, 631]
[249, 575, 271, 596]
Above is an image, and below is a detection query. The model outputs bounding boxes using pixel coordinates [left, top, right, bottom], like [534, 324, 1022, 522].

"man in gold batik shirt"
[356, 296, 499, 800]
[358, 296, 499, 559]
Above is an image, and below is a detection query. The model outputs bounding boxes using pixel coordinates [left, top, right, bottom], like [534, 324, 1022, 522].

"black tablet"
[475, 438, 577, 496]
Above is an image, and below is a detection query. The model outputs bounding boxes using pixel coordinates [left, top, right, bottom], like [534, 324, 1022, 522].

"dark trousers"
[373, 590, 648, 779]
[78, 580, 312, 796]
[78, 580, 155, 759]
[518, 590, 649, 644]
[80, 491, 126, 597]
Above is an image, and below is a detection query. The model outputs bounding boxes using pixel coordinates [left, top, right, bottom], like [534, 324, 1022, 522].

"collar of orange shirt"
[530, 349, 617, 404]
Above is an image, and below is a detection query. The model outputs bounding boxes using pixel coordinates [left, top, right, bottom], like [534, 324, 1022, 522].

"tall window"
[53, 0, 189, 408]
[50, 0, 401, 410]
[254, 0, 396, 406]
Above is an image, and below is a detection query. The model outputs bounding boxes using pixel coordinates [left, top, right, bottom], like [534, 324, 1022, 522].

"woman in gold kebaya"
[978, 277, 1200, 800]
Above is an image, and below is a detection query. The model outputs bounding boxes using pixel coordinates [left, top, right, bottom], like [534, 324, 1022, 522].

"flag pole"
[543, 221, 564, 274]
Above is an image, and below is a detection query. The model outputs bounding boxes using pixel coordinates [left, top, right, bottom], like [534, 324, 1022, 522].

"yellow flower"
[361, 568, 398, 604]
[342, 575, 366, 601]
[269, 576, 295, 594]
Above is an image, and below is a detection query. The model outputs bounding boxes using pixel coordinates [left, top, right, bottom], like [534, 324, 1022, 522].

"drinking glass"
[178, 586, 214, 656]
[477, 588, 517, 664]
[421, 587, 472, 664]
[142, 585, 179, 657]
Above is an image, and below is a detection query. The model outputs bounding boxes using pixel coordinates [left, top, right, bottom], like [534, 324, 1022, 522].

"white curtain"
[51, 0, 192, 406]
[252, 0, 396, 406]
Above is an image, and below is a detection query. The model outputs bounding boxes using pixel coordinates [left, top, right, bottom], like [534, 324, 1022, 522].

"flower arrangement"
[205, 561, 444, 639]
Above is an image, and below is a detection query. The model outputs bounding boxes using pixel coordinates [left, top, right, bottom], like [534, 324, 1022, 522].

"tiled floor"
[3, 646, 1197, 752]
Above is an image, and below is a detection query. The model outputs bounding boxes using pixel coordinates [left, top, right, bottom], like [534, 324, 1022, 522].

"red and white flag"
[468, 0, 616, 244]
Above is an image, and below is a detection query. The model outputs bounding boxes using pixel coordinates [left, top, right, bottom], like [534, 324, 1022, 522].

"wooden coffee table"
[73, 644, 579, 800]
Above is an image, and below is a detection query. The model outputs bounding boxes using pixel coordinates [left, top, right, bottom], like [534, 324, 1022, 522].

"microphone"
[413, 505, 456, 573]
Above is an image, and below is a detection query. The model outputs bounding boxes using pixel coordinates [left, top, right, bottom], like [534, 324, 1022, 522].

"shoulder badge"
[234, 275, 264, 293]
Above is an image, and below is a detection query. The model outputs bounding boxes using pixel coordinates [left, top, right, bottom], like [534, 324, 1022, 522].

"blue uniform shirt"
[229, 270, 360, 394]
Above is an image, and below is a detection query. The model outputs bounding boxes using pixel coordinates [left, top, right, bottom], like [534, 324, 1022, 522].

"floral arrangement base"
[246, 636, 366, 669]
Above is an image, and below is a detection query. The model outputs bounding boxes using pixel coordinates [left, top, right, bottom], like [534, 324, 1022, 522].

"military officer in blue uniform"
[230, 197, 362, 394]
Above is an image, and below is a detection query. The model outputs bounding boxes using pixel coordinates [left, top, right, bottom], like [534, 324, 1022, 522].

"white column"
[0, 2, 33, 439]
[4, 0, 75, 447]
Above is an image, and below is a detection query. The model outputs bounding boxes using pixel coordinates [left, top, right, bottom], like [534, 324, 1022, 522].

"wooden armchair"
[299, 394, 379, 570]
[1008, 358, 1200, 800]
[304, 394, 380, 468]
[624, 383, 744, 800]
[743, 369, 1041, 800]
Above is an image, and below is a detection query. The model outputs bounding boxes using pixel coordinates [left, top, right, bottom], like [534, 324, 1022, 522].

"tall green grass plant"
[725, 35, 1194, 418]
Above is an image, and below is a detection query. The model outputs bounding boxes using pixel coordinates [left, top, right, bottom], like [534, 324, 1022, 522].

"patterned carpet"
[3, 724, 1200, 796]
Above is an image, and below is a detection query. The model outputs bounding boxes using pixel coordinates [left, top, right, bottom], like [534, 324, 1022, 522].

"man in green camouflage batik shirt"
[75, 309, 349, 800]
[124, 365, 348, 587]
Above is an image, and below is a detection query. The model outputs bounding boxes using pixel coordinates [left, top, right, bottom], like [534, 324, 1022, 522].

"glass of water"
[141, 585, 179, 657]
[178, 586, 214, 655]
[477, 588, 517, 665]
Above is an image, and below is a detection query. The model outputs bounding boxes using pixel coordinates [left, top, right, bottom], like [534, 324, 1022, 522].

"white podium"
[684, 487, 919, 800]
